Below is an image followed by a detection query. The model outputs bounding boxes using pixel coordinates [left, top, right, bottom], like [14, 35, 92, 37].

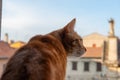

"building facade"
[66, 33, 108, 80]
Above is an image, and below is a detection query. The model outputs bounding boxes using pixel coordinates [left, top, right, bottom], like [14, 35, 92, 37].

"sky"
[1, 0, 120, 42]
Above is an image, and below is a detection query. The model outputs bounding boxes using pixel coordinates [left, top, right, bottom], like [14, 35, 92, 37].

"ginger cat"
[1, 19, 86, 80]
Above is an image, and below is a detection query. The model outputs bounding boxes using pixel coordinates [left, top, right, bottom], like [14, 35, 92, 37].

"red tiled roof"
[0, 41, 16, 58]
[81, 47, 103, 58]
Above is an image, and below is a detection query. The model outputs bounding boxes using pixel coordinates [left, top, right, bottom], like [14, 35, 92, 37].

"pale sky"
[1, 0, 120, 42]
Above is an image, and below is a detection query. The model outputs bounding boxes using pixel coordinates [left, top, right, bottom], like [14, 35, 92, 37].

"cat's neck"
[49, 29, 64, 42]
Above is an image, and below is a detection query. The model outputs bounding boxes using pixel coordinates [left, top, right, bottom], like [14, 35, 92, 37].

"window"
[96, 62, 102, 72]
[72, 61, 77, 70]
[84, 62, 89, 71]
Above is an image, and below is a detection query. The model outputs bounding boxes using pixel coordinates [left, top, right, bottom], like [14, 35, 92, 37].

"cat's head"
[62, 18, 86, 57]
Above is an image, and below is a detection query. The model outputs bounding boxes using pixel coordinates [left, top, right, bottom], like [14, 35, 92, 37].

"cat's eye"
[72, 39, 78, 42]
[72, 39, 82, 43]
[72, 39, 78, 44]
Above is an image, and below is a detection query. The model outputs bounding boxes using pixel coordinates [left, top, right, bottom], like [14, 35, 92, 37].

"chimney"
[108, 18, 115, 37]
[4, 33, 9, 43]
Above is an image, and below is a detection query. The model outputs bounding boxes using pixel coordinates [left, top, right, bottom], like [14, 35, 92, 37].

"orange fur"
[1, 19, 86, 80]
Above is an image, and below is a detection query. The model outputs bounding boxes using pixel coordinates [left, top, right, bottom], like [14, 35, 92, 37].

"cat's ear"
[64, 18, 76, 33]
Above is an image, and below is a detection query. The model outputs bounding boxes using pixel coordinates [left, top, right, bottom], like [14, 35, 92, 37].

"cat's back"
[28, 34, 65, 53]
[23, 34, 67, 80]
[1, 34, 67, 80]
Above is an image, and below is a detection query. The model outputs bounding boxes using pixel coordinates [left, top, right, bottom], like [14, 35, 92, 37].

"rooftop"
[0, 41, 16, 58]
[81, 47, 103, 58]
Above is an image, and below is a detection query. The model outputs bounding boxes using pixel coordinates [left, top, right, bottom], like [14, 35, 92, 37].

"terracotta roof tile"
[81, 47, 103, 58]
[0, 41, 16, 58]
